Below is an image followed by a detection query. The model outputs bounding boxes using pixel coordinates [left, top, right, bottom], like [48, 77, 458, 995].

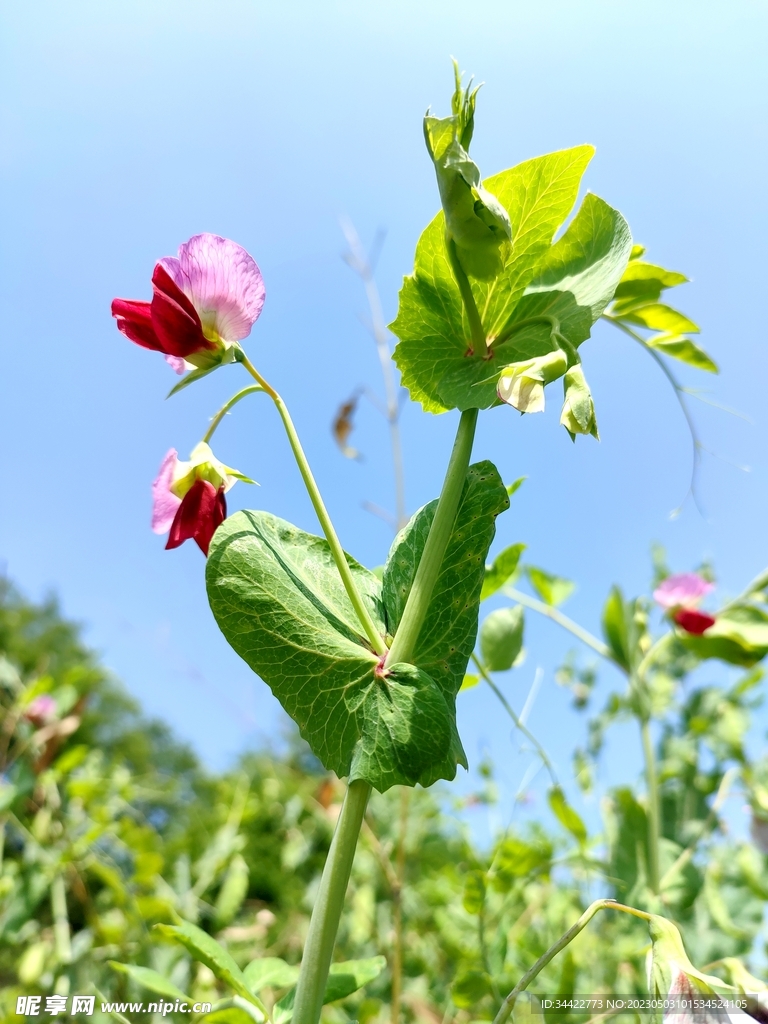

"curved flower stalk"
[112, 233, 265, 377]
[152, 442, 253, 556]
[654, 571, 716, 635]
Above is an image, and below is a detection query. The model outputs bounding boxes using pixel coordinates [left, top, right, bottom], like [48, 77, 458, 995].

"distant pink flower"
[25, 695, 57, 726]
[654, 572, 716, 636]
[112, 234, 265, 372]
[653, 573, 713, 610]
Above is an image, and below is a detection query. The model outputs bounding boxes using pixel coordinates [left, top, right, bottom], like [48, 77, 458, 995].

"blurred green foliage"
[4, 551, 768, 1024]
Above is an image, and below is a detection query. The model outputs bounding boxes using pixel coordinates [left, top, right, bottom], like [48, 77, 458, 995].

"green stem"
[241, 357, 386, 657]
[492, 900, 651, 1024]
[471, 653, 558, 786]
[203, 385, 264, 444]
[51, 873, 72, 965]
[292, 780, 371, 1024]
[640, 719, 661, 894]
[505, 588, 615, 665]
[385, 409, 478, 667]
[447, 240, 487, 357]
[493, 314, 562, 349]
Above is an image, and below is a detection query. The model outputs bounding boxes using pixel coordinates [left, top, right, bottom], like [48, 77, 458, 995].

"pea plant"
[108, 65, 747, 1024]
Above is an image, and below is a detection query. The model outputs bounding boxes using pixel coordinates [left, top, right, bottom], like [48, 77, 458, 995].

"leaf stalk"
[241, 357, 387, 657]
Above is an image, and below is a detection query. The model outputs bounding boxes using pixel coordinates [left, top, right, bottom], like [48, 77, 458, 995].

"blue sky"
[2, 0, 767, 828]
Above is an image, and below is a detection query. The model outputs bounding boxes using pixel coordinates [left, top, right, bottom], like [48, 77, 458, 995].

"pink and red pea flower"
[112, 234, 264, 553]
[653, 572, 716, 635]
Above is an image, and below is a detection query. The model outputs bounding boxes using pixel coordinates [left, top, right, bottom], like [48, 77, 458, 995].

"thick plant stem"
[241, 357, 386, 657]
[385, 409, 478, 668]
[641, 719, 661, 893]
[293, 780, 371, 1024]
[492, 900, 651, 1024]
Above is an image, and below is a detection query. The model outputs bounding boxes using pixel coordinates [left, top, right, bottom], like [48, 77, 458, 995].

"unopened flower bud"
[648, 915, 734, 1009]
[560, 364, 598, 439]
[497, 349, 568, 413]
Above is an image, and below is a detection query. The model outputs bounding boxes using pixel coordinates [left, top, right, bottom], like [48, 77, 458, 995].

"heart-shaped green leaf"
[207, 462, 507, 792]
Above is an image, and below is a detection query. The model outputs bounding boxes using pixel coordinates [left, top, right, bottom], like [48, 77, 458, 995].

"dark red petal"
[151, 264, 214, 358]
[111, 298, 163, 351]
[674, 608, 716, 635]
[165, 481, 227, 556]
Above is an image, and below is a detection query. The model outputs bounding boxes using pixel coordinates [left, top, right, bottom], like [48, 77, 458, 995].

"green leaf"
[214, 854, 250, 928]
[602, 586, 631, 671]
[381, 461, 509, 784]
[680, 604, 768, 667]
[347, 662, 457, 792]
[452, 969, 493, 1008]
[526, 566, 575, 607]
[481, 543, 526, 600]
[613, 260, 688, 308]
[273, 957, 386, 1024]
[619, 302, 699, 335]
[324, 956, 387, 1003]
[206, 512, 394, 789]
[460, 673, 480, 691]
[548, 786, 587, 845]
[479, 607, 524, 672]
[506, 475, 526, 496]
[208, 467, 506, 792]
[493, 835, 552, 884]
[154, 921, 266, 1014]
[203, 1008, 261, 1024]
[647, 334, 718, 373]
[165, 364, 218, 398]
[108, 962, 191, 1003]
[462, 870, 486, 915]
[393, 146, 635, 413]
[243, 958, 299, 993]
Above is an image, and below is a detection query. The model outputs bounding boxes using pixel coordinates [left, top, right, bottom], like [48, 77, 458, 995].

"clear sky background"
[2, 0, 767, 832]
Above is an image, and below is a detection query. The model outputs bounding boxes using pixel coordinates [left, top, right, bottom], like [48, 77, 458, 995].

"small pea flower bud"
[560, 364, 599, 440]
[496, 349, 568, 413]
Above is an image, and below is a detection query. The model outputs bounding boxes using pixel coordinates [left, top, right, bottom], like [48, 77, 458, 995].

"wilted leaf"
[332, 392, 361, 459]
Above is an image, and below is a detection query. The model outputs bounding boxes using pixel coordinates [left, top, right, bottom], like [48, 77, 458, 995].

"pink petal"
[164, 354, 188, 375]
[152, 449, 182, 534]
[653, 572, 714, 609]
[160, 233, 265, 343]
